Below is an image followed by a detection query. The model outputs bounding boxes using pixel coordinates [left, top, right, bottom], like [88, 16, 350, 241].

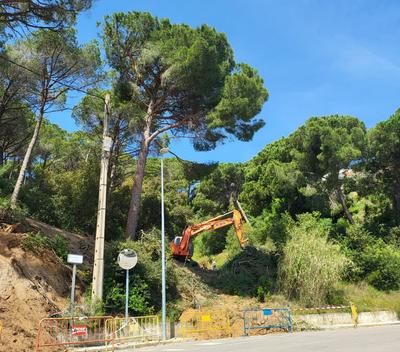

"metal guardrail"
[243, 308, 292, 336]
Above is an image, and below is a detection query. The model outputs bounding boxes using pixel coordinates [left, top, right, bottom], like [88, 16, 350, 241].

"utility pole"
[92, 94, 111, 303]
[160, 147, 169, 340]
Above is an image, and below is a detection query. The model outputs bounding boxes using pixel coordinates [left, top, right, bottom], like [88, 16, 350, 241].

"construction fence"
[35, 315, 161, 352]
[180, 309, 231, 339]
[35, 305, 359, 350]
[243, 308, 292, 336]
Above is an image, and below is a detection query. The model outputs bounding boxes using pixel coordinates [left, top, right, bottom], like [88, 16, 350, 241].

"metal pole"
[92, 94, 111, 303]
[161, 156, 167, 340]
[70, 264, 77, 317]
[125, 269, 129, 325]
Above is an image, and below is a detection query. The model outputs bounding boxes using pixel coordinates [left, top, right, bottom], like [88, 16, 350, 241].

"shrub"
[21, 232, 49, 251]
[102, 229, 179, 316]
[51, 235, 70, 262]
[0, 196, 28, 224]
[278, 213, 349, 306]
[363, 242, 400, 291]
[342, 225, 400, 291]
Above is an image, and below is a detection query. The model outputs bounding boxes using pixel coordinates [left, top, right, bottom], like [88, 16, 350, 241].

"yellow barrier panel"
[180, 309, 231, 338]
[106, 315, 160, 346]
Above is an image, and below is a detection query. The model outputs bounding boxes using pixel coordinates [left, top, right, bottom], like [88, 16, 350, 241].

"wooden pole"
[92, 94, 111, 303]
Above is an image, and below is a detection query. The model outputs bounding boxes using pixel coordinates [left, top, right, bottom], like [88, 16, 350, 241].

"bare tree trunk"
[336, 187, 354, 224]
[10, 110, 44, 207]
[125, 136, 150, 239]
[125, 104, 154, 240]
[393, 192, 400, 216]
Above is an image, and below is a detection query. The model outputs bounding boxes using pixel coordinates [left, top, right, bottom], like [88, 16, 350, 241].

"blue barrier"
[243, 308, 292, 336]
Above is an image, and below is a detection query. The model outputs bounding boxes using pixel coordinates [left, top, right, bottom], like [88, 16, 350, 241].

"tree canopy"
[0, 0, 92, 32]
[101, 12, 268, 239]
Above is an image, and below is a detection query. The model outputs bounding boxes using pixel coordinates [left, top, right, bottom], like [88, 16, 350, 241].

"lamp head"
[160, 148, 169, 155]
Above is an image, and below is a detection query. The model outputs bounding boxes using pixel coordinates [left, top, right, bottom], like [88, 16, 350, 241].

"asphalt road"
[140, 325, 400, 352]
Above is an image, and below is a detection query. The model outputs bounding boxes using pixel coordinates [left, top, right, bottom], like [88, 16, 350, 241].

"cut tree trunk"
[336, 187, 354, 224]
[10, 110, 44, 207]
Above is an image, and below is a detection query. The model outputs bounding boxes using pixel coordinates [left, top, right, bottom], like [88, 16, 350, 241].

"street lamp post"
[160, 147, 169, 340]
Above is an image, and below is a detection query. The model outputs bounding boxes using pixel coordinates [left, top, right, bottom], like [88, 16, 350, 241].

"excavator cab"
[173, 236, 182, 245]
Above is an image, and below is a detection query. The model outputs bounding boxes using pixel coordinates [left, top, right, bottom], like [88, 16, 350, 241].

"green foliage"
[0, 196, 28, 223]
[21, 232, 49, 252]
[21, 231, 70, 263]
[241, 138, 303, 217]
[212, 246, 277, 296]
[279, 213, 349, 306]
[291, 115, 366, 188]
[256, 277, 272, 303]
[52, 235, 70, 262]
[341, 282, 400, 315]
[2, 33, 400, 316]
[103, 229, 179, 316]
[102, 12, 268, 151]
[342, 224, 400, 291]
[194, 229, 228, 257]
[248, 200, 290, 249]
[369, 109, 400, 217]
[363, 243, 400, 291]
[0, 0, 93, 32]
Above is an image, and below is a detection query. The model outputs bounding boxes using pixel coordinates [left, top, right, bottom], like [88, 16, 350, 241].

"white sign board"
[103, 136, 113, 152]
[118, 249, 138, 270]
[67, 254, 83, 265]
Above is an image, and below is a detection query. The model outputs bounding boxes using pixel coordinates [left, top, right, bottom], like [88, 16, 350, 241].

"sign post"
[117, 249, 138, 325]
[67, 254, 83, 317]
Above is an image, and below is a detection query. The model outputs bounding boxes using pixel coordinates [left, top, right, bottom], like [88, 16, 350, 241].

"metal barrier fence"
[35, 316, 114, 351]
[243, 308, 292, 336]
[106, 315, 161, 346]
[180, 309, 231, 338]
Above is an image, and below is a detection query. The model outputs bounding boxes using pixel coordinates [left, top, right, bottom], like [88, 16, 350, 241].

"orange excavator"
[171, 200, 249, 259]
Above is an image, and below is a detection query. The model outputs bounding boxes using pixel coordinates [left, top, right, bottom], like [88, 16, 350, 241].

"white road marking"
[162, 349, 185, 351]
[196, 342, 222, 346]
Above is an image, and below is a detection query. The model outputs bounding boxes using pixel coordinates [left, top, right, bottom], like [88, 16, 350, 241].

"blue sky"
[51, 0, 400, 163]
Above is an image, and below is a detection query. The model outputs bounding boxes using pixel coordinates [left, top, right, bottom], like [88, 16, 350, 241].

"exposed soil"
[0, 219, 95, 352]
[0, 217, 287, 349]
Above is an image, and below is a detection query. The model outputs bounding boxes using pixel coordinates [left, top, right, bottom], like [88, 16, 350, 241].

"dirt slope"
[0, 219, 95, 352]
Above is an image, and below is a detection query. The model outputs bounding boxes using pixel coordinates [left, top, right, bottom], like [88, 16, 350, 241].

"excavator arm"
[171, 207, 248, 259]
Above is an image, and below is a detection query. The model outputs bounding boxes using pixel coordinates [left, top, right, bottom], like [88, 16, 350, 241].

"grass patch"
[340, 282, 400, 315]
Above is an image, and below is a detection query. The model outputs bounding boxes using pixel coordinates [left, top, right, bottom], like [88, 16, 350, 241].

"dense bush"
[279, 213, 349, 306]
[342, 224, 400, 291]
[363, 243, 400, 291]
[103, 229, 179, 316]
